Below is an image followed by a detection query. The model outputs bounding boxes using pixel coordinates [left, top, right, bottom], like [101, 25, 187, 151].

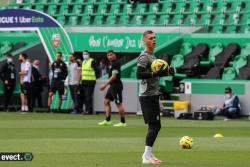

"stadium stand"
[4, 0, 250, 33]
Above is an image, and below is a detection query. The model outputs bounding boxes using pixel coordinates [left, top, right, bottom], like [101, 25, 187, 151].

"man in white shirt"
[69, 53, 81, 114]
[19, 53, 32, 112]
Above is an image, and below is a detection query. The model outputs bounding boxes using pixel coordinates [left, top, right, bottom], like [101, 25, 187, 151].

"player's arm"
[77, 61, 82, 85]
[100, 73, 117, 91]
[136, 65, 170, 79]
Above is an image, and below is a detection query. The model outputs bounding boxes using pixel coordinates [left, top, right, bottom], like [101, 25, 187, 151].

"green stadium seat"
[241, 43, 250, 57]
[93, 16, 104, 25]
[196, 14, 211, 26]
[225, 1, 243, 14]
[68, 16, 80, 26]
[134, 4, 147, 15]
[212, 2, 227, 14]
[145, 15, 157, 26]
[105, 15, 117, 26]
[117, 15, 129, 26]
[201, 42, 223, 66]
[184, 3, 200, 14]
[148, 3, 159, 14]
[75, 0, 93, 5]
[119, 4, 133, 15]
[129, 15, 143, 26]
[225, 14, 239, 26]
[34, 4, 45, 12]
[240, 25, 250, 34]
[171, 2, 187, 14]
[225, 25, 237, 33]
[212, 14, 225, 25]
[197, 1, 214, 14]
[182, 14, 197, 26]
[179, 42, 192, 55]
[169, 15, 184, 26]
[158, 3, 172, 14]
[239, 1, 250, 14]
[171, 54, 184, 72]
[232, 55, 247, 73]
[158, 15, 170, 26]
[71, 5, 83, 15]
[47, 5, 58, 16]
[107, 0, 126, 4]
[239, 15, 250, 25]
[56, 5, 70, 16]
[212, 25, 224, 33]
[93, 0, 108, 4]
[107, 4, 121, 15]
[80, 15, 92, 25]
[56, 16, 67, 25]
[159, 76, 174, 93]
[82, 4, 94, 15]
[92, 4, 107, 15]
[222, 67, 237, 80]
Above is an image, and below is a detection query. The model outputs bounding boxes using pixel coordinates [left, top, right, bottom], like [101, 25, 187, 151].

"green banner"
[69, 32, 178, 52]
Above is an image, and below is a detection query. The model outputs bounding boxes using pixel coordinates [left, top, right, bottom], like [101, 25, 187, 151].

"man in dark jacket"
[0, 54, 16, 111]
[31, 60, 44, 108]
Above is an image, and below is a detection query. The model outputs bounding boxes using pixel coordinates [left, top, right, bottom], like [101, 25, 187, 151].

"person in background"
[69, 53, 81, 114]
[98, 59, 109, 78]
[213, 87, 240, 120]
[98, 50, 126, 127]
[0, 54, 16, 112]
[19, 53, 32, 112]
[79, 50, 99, 115]
[48, 52, 68, 112]
[31, 59, 44, 108]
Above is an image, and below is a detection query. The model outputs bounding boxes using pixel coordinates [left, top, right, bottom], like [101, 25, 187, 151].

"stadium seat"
[129, 15, 143, 26]
[170, 15, 184, 26]
[158, 3, 172, 14]
[196, 14, 211, 26]
[179, 42, 192, 55]
[145, 15, 157, 26]
[241, 43, 250, 57]
[68, 16, 80, 26]
[56, 5, 70, 16]
[212, 2, 227, 14]
[119, 4, 133, 15]
[212, 14, 225, 25]
[134, 3, 147, 15]
[222, 67, 237, 80]
[93, 4, 107, 15]
[212, 25, 225, 33]
[171, 54, 184, 72]
[225, 14, 239, 26]
[34, 4, 45, 12]
[106, 15, 117, 26]
[232, 55, 247, 73]
[182, 14, 197, 26]
[80, 15, 92, 25]
[46, 5, 58, 16]
[107, 0, 126, 4]
[158, 15, 170, 26]
[200, 43, 223, 66]
[225, 25, 238, 33]
[171, 2, 187, 14]
[93, 15, 104, 25]
[148, 3, 159, 14]
[116, 15, 129, 26]
[225, 1, 243, 14]
[82, 4, 94, 15]
[197, 1, 214, 14]
[93, 0, 108, 4]
[71, 5, 83, 15]
[56, 16, 67, 25]
[107, 4, 121, 15]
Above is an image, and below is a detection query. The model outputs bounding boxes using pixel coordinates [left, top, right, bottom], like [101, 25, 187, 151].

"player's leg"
[98, 87, 113, 126]
[57, 83, 65, 111]
[47, 91, 54, 112]
[114, 90, 127, 127]
[139, 95, 162, 164]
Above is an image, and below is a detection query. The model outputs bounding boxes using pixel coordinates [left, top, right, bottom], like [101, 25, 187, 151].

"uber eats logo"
[0, 152, 33, 161]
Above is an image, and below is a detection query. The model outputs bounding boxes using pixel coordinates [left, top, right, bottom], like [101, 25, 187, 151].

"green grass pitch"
[0, 112, 250, 167]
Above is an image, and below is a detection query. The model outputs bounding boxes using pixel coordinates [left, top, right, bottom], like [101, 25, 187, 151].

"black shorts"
[105, 85, 123, 104]
[50, 81, 65, 96]
[139, 95, 161, 124]
[21, 82, 31, 96]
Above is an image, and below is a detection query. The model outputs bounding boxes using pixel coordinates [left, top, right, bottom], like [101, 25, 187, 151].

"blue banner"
[0, 9, 59, 28]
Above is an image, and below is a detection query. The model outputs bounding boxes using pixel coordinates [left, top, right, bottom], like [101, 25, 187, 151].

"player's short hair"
[57, 52, 62, 56]
[107, 50, 115, 54]
[225, 87, 232, 93]
[20, 53, 28, 59]
[70, 53, 76, 58]
[143, 30, 154, 37]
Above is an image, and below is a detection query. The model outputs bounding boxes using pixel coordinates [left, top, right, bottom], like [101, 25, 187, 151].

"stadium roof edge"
[66, 26, 203, 33]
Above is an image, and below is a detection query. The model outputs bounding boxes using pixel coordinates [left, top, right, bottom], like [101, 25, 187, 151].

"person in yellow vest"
[79, 50, 99, 115]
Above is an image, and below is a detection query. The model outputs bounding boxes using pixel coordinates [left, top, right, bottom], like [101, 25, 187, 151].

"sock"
[121, 117, 125, 123]
[144, 146, 152, 158]
[106, 115, 111, 121]
[24, 106, 28, 111]
[21, 106, 25, 111]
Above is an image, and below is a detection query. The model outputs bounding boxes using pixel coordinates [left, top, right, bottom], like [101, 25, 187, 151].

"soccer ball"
[179, 136, 194, 149]
[151, 59, 169, 73]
